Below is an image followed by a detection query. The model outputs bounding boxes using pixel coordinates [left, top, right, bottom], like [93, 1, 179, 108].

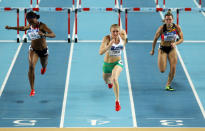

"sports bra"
[108, 35, 124, 57]
[27, 22, 46, 40]
[161, 23, 178, 42]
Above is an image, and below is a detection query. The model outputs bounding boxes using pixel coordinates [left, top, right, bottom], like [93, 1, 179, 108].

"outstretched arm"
[5, 25, 29, 31]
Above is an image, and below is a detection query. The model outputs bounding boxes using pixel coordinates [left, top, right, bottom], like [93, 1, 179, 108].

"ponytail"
[162, 9, 173, 22]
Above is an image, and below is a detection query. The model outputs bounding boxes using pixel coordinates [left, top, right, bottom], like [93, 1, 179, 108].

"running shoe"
[41, 67, 46, 75]
[115, 101, 121, 111]
[165, 86, 175, 91]
[108, 83, 113, 89]
[29, 89, 35, 96]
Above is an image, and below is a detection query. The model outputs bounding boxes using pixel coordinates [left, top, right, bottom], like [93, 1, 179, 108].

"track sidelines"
[0, 0, 205, 130]
[116, 0, 137, 127]
[0, 41, 23, 97]
[0, 128, 205, 131]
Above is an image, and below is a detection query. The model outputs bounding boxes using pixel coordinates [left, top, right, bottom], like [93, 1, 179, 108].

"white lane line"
[158, 3, 205, 119]
[0, 42, 23, 97]
[117, 0, 137, 128]
[0, 40, 18, 43]
[122, 43, 138, 127]
[2, 118, 51, 119]
[176, 47, 205, 119]
[146, 118, 195, 119]
[36, 0, 40, 8]
[193, 0, 205, 16]
[59, 0, 78, 128]
[193, 0, 202, 8]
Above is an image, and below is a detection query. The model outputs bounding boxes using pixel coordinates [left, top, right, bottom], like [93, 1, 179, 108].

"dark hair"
[165, 9, 173, 18]
[26, 11, 40, 19]
[162, 9, 173, 23]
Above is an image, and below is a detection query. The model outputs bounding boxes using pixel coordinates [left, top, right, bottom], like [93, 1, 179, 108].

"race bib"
[164, 32, 177, 41]
[27, 29, 41, 40]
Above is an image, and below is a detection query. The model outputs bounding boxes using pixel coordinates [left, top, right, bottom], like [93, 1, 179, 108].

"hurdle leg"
[74, 9, 78, 43]
[23, 9, 28, 43]
[125, 9, 128, 42]
[17, 9, 20, 43]
[68, 9, 71, 43]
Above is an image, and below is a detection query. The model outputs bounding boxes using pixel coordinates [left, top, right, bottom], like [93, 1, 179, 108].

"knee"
[111, 77, 118, 84]
[159, 65, 166, 73]
[104, 79, 109, 84]
[29, 64, 35, 72]
[170, 66, 176, 72]
[103, 76, 110, 84]
[160, 69, 166, 73]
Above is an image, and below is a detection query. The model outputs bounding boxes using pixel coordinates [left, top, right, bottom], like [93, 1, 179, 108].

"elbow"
[52, 33, 56, 38]
[48, 33, 56, 38]
[99, 51, 103, 55]
[177, 38, 183, 43]
[181, 38, 184, 43]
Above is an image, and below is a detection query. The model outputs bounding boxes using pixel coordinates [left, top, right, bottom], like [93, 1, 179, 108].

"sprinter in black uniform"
[5, 11, 56, 96]
[150, 10, 184, 91]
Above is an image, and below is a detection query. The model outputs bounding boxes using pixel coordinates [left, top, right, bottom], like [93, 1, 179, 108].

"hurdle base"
[75, 38, 78, 43]
[17, 38, 20, 43]
[68, 38, 71, 43]
[24, 38, 27, 43]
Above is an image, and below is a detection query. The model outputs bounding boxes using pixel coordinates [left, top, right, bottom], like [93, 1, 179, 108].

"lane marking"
[193, 0, 204, 12]
[157, 2, 205, 119]
[176, 46, 205, 119]
[0, 40, 18, 43]
[59, 0, 79, 128]
[146, 118, 195, 119]
[13, 120, 37, 126]
[2, 118, 51, 119]
[36, 0, 40, 8]
[117, 0, 137, 127]
[0, 42, 23, 97]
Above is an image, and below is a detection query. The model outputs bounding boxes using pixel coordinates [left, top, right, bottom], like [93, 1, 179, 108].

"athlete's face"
[165, 16, 173, 25]
[27, 18, 38, 26]
[110, 27, 120, 39]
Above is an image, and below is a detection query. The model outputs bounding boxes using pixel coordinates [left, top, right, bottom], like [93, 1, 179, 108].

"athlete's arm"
[5, 25, 30, 31]
[99, 36, 114, 55]
[150, 26, 163, 55]
[39, 23, 56, 38]
[120, 29, 127, 45]
[175, 24, 184, 45]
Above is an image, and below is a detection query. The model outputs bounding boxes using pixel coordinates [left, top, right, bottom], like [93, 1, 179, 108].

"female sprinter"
[99, 24, 127, 111]
[150, 10, 183, 91]
[5, 11, 56, 96]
